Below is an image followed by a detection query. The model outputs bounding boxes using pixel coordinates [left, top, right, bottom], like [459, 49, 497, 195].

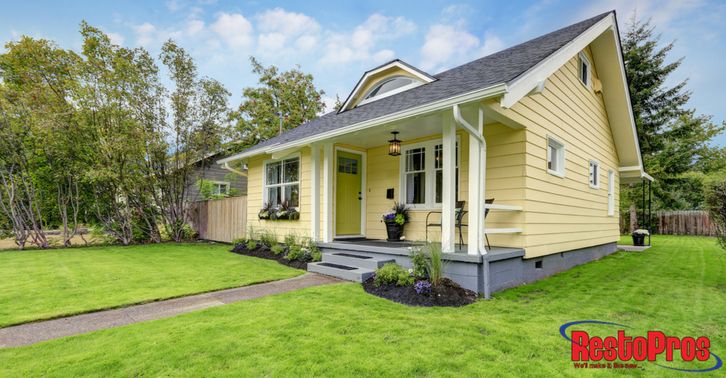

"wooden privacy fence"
[190, 196, 247, 243]
[657, 210, 718, 236]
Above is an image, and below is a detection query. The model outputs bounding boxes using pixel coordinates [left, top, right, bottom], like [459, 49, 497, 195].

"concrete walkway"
[0, 273, 340, 348]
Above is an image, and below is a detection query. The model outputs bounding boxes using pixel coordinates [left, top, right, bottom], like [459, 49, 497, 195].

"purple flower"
[414, 280, 432, 295]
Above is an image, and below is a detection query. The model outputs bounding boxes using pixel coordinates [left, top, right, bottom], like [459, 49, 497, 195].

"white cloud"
[107, 32, 125, 45]
[420, 24, 479, 71]
[255, 8, 320, 54]
[320, 13, 416, 65]
[166, 0, 181, 12]
[480, 32, 505, 56]
[134, 22, 157, 46]
[210, 12, 254, 48]
[185, 19, 205, 36]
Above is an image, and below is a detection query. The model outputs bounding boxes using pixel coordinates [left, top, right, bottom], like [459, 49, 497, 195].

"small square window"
[547, 137, 565, 177]
[535, 260, 543, 269]
[589, 160, 599, 189]
[579, 52, 590, 87]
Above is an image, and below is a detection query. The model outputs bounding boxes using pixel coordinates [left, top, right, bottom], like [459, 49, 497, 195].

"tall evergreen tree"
[621, 16, 725, 213]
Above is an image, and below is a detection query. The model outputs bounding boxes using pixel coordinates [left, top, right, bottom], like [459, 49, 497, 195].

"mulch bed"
[230, 244, 308, 270]
[362, 277, 477, 307]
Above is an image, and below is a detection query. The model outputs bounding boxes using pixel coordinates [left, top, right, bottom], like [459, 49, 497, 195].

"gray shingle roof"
[240, 11, 613, 156]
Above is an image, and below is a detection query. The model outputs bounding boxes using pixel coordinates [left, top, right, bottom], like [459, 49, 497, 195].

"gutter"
[217, 83, 508, 164]
[221, 162, 247, 177]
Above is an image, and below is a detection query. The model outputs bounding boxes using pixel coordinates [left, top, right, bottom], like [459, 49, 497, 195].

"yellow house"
[219, 11, 652, 297]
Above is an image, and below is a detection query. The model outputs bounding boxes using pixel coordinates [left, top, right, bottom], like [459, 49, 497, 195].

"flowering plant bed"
[362, 277, 477, 307]
[231, 243, 308, 270]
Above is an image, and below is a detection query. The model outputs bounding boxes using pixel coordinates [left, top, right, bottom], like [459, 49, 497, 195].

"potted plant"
[381, 202, 410, 241]
[276, 201, 299, 220]
[258, 201, 273, 220]
[632, 229, 649, 246]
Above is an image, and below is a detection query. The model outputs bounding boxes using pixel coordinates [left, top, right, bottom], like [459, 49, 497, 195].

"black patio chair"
[425, 199, 494, 250]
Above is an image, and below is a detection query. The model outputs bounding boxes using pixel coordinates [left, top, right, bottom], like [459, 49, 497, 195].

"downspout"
[452, 104, 491, 299]
[222, 162, 247, 177]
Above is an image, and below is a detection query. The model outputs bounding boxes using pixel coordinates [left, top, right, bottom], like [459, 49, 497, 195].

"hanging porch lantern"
[388, 131, 402, 156]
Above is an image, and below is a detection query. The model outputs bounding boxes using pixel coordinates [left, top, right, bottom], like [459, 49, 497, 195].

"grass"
[0, 243, 302, 327]
[1, 236, 723, 376]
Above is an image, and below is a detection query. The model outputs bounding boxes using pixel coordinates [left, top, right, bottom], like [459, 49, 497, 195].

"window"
[358, 75, 421, 106]
[338, 157, 358, 174]
[401, 139, 459, 208]
[264, 157, 299, 207]
[547, 137, 565, 177]
[607, 170, 615, 216]
[579, 52, 590, 87]
[589, 160, 599, 188]
[212, 182, 230, 195]
[404, 147, 426, 204]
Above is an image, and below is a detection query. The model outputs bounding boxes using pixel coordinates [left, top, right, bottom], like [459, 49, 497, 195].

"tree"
[233, 57, 325, 148]
[157, 40, 230, 242]
[621, 16, 725, 216]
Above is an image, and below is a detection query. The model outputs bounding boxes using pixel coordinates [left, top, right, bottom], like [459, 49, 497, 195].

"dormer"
[339, 60, 436, 112]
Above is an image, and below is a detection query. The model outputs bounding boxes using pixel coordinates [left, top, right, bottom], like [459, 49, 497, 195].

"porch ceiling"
[326, 105, 499, 149]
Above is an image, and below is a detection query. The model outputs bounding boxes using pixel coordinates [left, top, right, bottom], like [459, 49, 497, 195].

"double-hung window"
[264, 157, 299, 207]
[401, 139, 459, 208]
[547, 136, 565, 177]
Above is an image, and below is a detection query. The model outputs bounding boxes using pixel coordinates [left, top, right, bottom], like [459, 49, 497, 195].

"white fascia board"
[341, 61, 436, 111]
[263, 83, 508, 155]
[216, 143, 280, 164]
[500, 14, 614, 108]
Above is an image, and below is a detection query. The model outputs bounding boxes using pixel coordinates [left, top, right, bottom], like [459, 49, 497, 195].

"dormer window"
[357, 75, 423, 106]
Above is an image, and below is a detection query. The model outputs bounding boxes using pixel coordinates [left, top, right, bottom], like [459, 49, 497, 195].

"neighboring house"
[186, 151, 247, 202]
[218, 11, 652, 297]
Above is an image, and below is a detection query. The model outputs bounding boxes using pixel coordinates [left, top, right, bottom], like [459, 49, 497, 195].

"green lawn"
[1, 236, 723, 376]
[0, 243, 302, 327]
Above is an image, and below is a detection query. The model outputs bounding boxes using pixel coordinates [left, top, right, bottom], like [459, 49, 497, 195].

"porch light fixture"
[388, 131, 402, 156]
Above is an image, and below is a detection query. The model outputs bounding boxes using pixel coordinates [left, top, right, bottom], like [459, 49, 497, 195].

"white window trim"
[578, 52, 591, 88]
[607, 169, 615, 216]
[262, 153, 301, 209]
[210, 181, 231, 195]
[357, 79, 423, 107]
[546, 135, 566, 178]
[589, 159, 600, 189]
[399, 137, 460, 210]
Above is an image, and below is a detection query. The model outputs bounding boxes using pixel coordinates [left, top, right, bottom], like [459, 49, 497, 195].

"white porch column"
[322, 143, 334, 243]
[467, 107, 487, 255]
[310, 144, 320, 241]
[441, 114, 457, 253]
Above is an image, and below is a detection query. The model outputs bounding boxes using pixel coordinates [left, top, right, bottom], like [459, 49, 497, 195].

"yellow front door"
[335, 151, 362, 236]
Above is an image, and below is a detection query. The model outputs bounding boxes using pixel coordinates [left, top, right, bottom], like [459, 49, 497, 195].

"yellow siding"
[243, 46, 621, 259]
[364, 127, 526, 248]
[245, 148, 313, 242]
[509, 47, 621, 258]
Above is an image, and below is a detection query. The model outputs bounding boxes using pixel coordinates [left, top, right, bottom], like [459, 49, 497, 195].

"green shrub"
[284, 245, 307, 261]
[232, 237, 246, 246]
[374, 263, 413, 287]
[410, 247, 428, 278]
[245, 239, 258, 250]
[270, 244, 286, 255]
[284, 233, 298, 249]
[247, 226, 258, 242]
[259, 230, 277, 248]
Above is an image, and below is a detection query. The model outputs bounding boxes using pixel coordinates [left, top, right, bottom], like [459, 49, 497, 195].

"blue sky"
[2, 0, 725, 146]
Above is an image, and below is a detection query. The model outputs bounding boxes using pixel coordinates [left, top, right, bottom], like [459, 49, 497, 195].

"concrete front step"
[322, 252, 395, 270]
[307, 262, 375, 283]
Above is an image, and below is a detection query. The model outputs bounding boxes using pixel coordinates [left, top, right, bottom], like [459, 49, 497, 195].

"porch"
[306, 102, 526, 257]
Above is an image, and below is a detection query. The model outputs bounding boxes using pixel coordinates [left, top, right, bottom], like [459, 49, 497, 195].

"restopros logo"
[559, 320, 722, 373]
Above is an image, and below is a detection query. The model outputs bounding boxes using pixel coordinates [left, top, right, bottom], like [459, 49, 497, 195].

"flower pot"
[632, 233, 646, 246]
[385, 222, 404, 241]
